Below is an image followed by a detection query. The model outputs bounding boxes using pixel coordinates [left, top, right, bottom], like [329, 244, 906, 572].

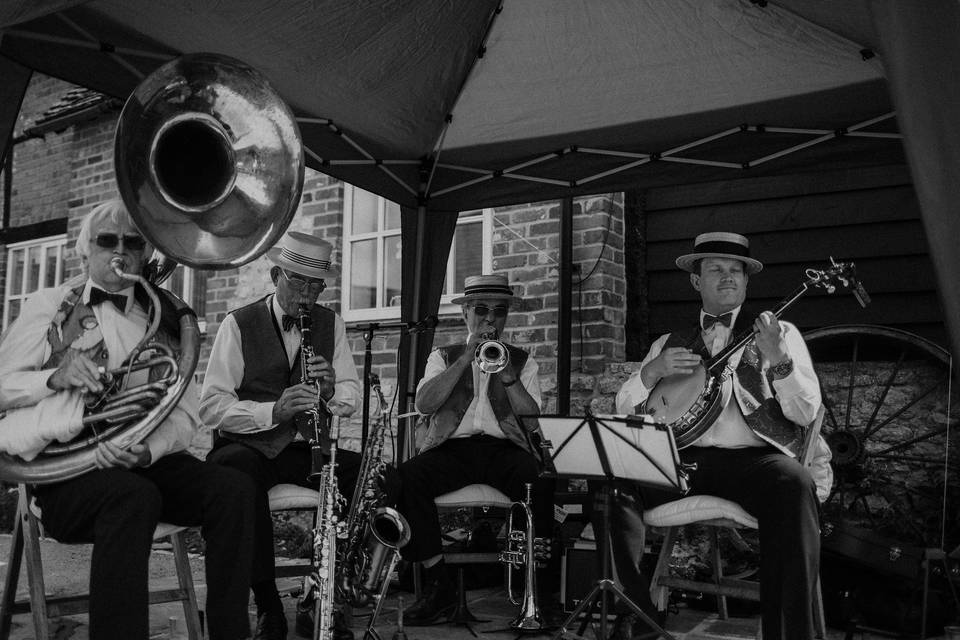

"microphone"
[406, 315, 439, 334]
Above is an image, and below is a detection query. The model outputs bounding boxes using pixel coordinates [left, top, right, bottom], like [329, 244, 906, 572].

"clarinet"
[297, 304, 341, 640]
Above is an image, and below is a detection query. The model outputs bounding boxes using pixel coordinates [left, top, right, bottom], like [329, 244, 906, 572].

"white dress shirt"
[200, 295, 361, 434]
[616, 306, 821, 450]
[0, 278, 199, 463]
[416, 346, 541, 439]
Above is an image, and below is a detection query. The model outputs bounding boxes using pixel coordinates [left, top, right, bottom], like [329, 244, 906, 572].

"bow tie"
[89, 287, 128, 313]
[701, 312, 733, 330]
[282, 314, 298, 332]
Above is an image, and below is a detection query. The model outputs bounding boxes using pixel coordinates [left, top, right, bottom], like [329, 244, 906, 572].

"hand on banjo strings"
[647, 347, 702, 381]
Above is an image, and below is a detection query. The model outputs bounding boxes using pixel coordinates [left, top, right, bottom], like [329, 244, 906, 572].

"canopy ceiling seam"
[422, 1, 504, 200]
[1, 29, 171, 61]
[425, 112, 901, 197]
[54, 12, 146, 81]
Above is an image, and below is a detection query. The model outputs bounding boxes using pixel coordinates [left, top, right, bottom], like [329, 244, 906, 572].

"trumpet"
[499, 483, 549, 632]
[475, 332, 509, 374]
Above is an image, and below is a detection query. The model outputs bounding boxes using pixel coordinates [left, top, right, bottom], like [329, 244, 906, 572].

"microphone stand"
[350, 319, 434, 450]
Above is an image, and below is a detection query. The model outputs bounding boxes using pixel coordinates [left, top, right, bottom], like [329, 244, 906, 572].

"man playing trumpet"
[0, 200, 257, 640]
[397, 274, 558, 624]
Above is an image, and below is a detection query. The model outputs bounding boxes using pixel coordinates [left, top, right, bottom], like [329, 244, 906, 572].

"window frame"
[3, 234, 69, 330]
[340, 185, 493, 322]
[160, 264, 207, 334]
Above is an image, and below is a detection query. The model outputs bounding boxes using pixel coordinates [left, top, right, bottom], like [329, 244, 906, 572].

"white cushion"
[434, 484, 512, 508]
[643, 495, 758, 529]
[268, 483, 320, 511]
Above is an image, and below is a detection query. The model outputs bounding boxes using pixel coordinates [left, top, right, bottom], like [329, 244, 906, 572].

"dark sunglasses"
[282, 269, 327, 292]
[472, 304, 508, 318]
[94, 233, 147, 251]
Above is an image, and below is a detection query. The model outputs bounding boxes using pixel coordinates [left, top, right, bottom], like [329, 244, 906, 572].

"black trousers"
[398, 435, 555, 565]
[33, 452, 256, 640]
[603, 446, 820, 640]
[206, 440, 368, 586]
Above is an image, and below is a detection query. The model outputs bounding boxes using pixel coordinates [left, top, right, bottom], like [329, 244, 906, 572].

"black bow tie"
[702, 312, 733, 330]
[282, 314, 298, 332]
[89, 287, 128, 313]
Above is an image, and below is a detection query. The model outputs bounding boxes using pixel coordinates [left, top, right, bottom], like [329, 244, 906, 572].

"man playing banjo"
[613, 232, 827, 640]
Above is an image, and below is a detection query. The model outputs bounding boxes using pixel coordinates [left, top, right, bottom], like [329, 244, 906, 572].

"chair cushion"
[268, 483, 320, 511]
[434, 484, 512, 508]
[643, 495, 758, 529]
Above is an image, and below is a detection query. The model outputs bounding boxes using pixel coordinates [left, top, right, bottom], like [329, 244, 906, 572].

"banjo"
[644, 259, 869, 448]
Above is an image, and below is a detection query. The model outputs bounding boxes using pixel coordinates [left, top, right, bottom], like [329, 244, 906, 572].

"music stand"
[526, 410, 687, 640]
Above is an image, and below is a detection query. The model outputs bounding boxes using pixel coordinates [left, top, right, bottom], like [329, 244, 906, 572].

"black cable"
[573, 209, 613, 285]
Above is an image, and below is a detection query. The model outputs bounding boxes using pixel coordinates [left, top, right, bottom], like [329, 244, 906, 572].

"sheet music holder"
[521, 410, 686, 640]
[524, 412, 688, 493]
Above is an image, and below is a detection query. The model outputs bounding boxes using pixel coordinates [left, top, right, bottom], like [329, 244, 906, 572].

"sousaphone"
[0, 53, 304, 483]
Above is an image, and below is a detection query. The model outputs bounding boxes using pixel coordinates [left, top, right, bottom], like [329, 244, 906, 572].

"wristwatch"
[770, 357, 794, 379]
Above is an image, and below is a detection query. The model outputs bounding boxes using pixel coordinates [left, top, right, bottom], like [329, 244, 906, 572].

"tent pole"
[401, 203, 428, 464]
[557, 198, 573, 414]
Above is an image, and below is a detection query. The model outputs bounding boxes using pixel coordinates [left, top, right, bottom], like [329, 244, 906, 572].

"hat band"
[693, 241, 751, 258]
[463, 285, 513, 297]
[281, 246, 331, 271]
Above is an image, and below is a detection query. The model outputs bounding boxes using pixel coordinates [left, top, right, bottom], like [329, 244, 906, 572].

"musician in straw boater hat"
[201, 231, 364, 640]
[397, 274, 562, 625]
[612, 232, 832, 640]
[0, 199, 256, 640]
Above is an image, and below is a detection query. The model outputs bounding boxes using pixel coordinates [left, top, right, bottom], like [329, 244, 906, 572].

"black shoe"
[254, 609, 289, 640]
[403, 564, 457, 626]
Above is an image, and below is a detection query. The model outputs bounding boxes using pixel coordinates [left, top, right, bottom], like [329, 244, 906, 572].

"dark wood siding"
[640, 164, 946, 347]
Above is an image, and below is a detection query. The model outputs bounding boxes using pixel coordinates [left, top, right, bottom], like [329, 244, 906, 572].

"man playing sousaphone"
[612, 232, 830, 640]
[0, 200, 257, 640]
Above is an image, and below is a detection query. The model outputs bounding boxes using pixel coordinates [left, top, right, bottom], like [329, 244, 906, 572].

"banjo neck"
[704, 281, 812, 377]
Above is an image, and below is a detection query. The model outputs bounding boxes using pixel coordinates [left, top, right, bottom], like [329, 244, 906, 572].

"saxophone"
[297, 304, 342, 640]
[339, 374, 410, 607]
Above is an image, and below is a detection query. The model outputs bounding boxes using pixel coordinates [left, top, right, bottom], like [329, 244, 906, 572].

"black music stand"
[527, 410, 687, 640]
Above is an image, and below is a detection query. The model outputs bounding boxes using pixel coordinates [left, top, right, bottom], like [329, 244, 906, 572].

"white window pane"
[7, 299, 21, 325]
[383, 235, 402, 307]
[384, 200, 401, 230]
[44, 246, 59, 288]
[26, 246, 41, 293]
[351, 188, 379, 234]
[9, 250, 24, 295]
[350, 239, 377, 309]
[453, 222, 483, 289]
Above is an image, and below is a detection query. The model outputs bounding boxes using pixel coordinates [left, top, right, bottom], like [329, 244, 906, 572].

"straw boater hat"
[451, 274, 519, 307]
[675, 232, 763, 275]
[267, 231, 339, 278]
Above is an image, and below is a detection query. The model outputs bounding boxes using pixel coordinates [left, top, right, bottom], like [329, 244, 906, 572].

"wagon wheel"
[803, 324, 959, 551]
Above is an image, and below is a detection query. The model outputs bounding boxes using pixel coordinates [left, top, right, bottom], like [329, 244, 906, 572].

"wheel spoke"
[820, 382, 842, 433]
[862, 348, 905, 437]
[862, 374, 948, 441]
[844, 337, 860, 431]
[871, 425, 948, 458]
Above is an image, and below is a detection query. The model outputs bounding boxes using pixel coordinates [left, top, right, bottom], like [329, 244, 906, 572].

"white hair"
[74, 199, 151, 258]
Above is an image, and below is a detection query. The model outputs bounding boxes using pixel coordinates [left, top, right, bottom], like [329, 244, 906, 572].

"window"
[3, 235, 68, 330]
[160, 265, 208, 333]
[341, 186, 493, 321]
